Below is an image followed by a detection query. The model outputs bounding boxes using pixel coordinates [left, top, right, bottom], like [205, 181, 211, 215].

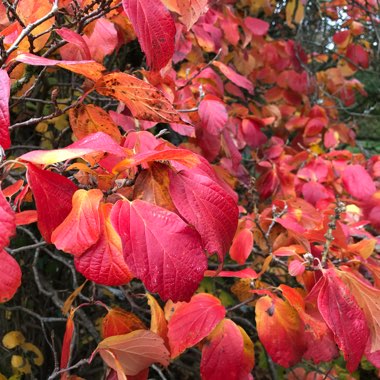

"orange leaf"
[229, 228, 253, 264]
[113, 148, 200, 173]
[347, 239, 376, 259]
[101, 308, 146, 338]
[96, 330, 170, 376]
[15, 53, 106, 82]
[51, 189, 103, 256]
[2, 180, 23, 197]
[94, 72, 184, 123]
[62, 281, 88, 315]
[69, 104, 122, 143]
[15, 210, 37, 226]
[175, 0, 209, 30]
[60, 310, 75, 376]
[17, 0, 55, 52]
[74, 203, 133, 286]
[133, 163, 176, 212]
[255, 295, 307, 367]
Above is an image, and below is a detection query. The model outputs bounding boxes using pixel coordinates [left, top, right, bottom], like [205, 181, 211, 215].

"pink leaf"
[20, 132, 126, 165]
[0, 69, 11, 149]
[111, 199, 207, 302]
[0, 250, 22, 303]
[15, 53, 105, 81]
[204, 268, 258, 279]
[213, 61, 254, 94]
[342, 164, 376, 200]
[56, 28, 91, 60]
[241, 119, 267, 148]
[198, 98, 228, 135]
[122, 0, 176, 71]
[244, 17, 269, 36]
[288, 260, 305, 276]
[84, 18, 118, 62]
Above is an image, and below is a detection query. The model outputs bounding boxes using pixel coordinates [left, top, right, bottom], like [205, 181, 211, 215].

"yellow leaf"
[2, 331, 25, 349]
[11, 355, 31, 374]
[286, 0, 305, 28]
[21, 342, 44, 366]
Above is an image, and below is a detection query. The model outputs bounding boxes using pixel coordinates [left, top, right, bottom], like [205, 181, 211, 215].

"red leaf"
[244, 17, 269, 36]
[0, 189, 16, 250]
[0, 69, 11, 149]
[51, 189, 103, 256]
[74, 203, 133, 286]
[122, 0, 176, 71]
[338, 269, 380, 354]
[346, 43, 369, 68]
[317, 268, 369, 372]
[169, 169, 238, 262]
[0, 250, 21, 303]
[111, 199, 207, 302]
[342, 164, 376, 200]
[198, 98, 228, 136]
[167, 293, 226, 358]
[200, 319, 254, 380]
[26, 164, 78, 243]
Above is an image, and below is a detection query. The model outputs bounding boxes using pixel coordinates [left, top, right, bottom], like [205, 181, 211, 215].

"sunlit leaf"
[52, 189, 103, 256]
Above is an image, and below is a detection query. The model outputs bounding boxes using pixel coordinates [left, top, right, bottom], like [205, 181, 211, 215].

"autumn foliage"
[0, 0, 380, 379]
